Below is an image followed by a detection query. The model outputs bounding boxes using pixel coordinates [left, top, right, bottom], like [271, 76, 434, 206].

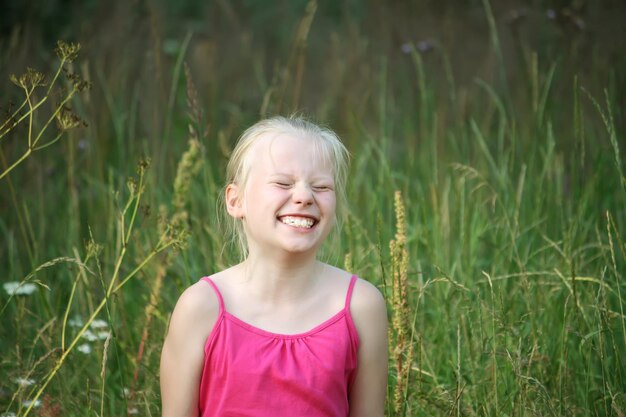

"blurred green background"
[1, 1, 625, 416]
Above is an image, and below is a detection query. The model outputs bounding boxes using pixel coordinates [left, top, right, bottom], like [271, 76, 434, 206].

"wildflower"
[68, 316, 83, 327]
[3, 281, 37, 296]
[1, 412, 17, 417]
[90, 319, 108, 329]
[416, 40, 434, 53]
[400, 40, 434, 55]
[400, 43, 412, 54]
[78, 138, 88, 151]
[14, 377, 35, 387]
[77, 343, 92, 354]
[81, 330, 98, 342]
[21, 399, 41, 408]
[97, 331, 111, 340]
[128, 407, 139, 415]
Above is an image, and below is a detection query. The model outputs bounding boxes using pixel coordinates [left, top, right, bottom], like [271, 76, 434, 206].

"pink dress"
[197, 275, 360, 417]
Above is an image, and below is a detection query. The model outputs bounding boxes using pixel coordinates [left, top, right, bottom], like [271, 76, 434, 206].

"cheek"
[244, 187, 287, 214]
[319, 193, 337, 213]
[264, 188, 289, 205]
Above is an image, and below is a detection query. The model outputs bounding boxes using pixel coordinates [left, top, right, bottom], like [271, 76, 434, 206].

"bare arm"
[160, 282, 218, 417]
[349, 279, 389, 417]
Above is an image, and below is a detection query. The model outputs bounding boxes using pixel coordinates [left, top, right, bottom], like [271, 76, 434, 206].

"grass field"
[1, 1, 625, 416]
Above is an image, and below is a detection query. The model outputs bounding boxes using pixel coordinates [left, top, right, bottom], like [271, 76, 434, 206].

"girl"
[160, 116, 388, 417]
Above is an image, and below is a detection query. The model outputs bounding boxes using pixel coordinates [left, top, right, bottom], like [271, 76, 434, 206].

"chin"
[281, 244, 317, 255]
[279, 240, 323, 255]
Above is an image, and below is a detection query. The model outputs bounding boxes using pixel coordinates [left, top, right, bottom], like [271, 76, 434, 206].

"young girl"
[160, 116, 388, 417]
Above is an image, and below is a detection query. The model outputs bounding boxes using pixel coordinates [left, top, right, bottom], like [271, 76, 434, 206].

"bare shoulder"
[319, 262, 356, 287]
[350, 277, 387, 324]
[320, 263, 387, 320]
[166, 278, 221, 344]
[176, 279, 219, 317]
[324, 264, 385, 311]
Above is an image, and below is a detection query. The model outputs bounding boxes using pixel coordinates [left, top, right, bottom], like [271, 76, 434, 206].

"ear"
[225, 183, 245, 218]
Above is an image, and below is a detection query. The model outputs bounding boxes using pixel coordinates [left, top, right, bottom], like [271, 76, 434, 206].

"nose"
[292, 183, 314, 206]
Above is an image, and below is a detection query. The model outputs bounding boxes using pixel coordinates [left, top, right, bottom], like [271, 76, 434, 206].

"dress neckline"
[222, 309, 347, 339]
[201, 274, 357, 339]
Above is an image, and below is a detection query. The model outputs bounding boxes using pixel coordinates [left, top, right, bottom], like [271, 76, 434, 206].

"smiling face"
[226, 133, 337, 258]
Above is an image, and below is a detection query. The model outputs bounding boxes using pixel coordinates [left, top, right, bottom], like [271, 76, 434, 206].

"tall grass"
[1, 1, 625, 415]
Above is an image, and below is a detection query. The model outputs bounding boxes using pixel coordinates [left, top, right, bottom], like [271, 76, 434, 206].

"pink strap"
[344, 275, 358, 309]
[201, 276, 225, 313]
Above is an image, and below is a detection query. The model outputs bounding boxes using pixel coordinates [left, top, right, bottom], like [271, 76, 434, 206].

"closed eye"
[313, 185, 333, 192]
[273, 182, 292, 188]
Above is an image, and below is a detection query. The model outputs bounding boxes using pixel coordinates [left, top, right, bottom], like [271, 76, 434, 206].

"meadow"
[1, 1, 625, 416]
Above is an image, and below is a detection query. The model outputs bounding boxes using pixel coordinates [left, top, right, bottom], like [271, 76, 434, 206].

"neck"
[236, 251, 323, 302]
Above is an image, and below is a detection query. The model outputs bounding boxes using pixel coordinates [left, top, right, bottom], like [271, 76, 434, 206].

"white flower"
[97, 331, 111, 340]
[14, 377, 35, 387]
[77, 343, 92, 354]
[128, 407, 139, 415]
[1, 412, 17, 417]
[3, 281, 37, 296]
[81, 330, 98, 342]
[68, 316, 83, 327]
[122, 388, 131, 397]
[90, 319, 108, 329]
[21, 399, 41, 408]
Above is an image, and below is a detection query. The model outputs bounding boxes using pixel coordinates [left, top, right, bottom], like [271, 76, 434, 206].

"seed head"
[127, 177, 138, 195]
[10, 67, 46, 89]
[173, 139, 202, 213]
[141, 203, 152, 219]
[65, 71, 91, 92]
[55, 40, 81, 62]
[86, 237, 103, 259]
[343, 252, 353, 272]
[137, 157, 151, 175]
[55, 106, 83, 130]
[393, 190, 406, 245]
[389, 190, 412, 415]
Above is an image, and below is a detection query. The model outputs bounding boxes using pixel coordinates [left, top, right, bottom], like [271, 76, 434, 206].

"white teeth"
[280, 216, 315, 228]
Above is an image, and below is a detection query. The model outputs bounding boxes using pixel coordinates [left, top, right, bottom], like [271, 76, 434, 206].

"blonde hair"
[222, 115, 350, 258]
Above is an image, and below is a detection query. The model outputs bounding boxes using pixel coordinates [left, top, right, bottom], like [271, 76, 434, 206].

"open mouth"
[278, 215, 317, 229]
